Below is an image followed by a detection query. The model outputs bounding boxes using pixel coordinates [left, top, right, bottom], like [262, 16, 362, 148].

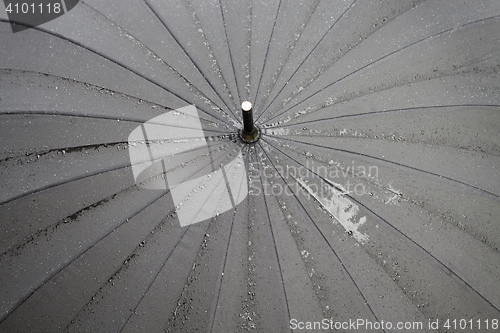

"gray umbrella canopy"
[1, 0, 500, 332]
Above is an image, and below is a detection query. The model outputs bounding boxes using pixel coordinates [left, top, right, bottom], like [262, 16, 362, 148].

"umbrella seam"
[262, 65, 499, 128]
[117, 226, 191, 333]
[140, 0, 240, 122]
[0, 18, 239, 130]
[255, 0, 358, 123]
[254, 0, 321, 115]
[267, 134, 500, 199]
[255, 142, 293, 332]
[0, 187, 173, 325]
[207, 145, 251, 332]
[258, 140, 384, 330]
[252, 0, 283, 110]
[0, 140, 234, 205]
[217, 0, 242, 108]
[82, 0, 240, 124]
[263, 137, 500, 313]
[273, 104, 500, 128]
[262, 14, 500, 125]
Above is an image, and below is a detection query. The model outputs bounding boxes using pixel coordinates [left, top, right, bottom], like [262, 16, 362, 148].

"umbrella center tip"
[240, 126, 260, 143]
[240, 101, 260, 143]
[242, 101, 252, 111]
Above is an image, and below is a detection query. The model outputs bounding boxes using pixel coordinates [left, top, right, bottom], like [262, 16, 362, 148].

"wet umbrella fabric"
[1, 0, 500, 332]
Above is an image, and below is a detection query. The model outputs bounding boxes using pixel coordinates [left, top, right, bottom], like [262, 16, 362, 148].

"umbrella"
[1, 0, 499, 331]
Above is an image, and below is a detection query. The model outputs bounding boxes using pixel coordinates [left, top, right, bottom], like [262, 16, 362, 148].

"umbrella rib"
[1, 185, 173, 325]
[82, 1, 239, 126]
[0, 140, 230, 258]
[185, 145, 243, 224]
[217, 0, 242, 107]
[268, 134, 500, 198]
[0, 68, 155, 105]
[253, 0, 321, 115]
[0, 139, 233, 206]
[72, 144, 240, 331]
[262, 67, 499, 128]
[254, 0, 358, 123]
[0, 141, 126, 205]
[183, 0, 241, 118]
[252, 0, 283, 116]
[270, 104, 500, 128]
[258, 140, 384, 328]
[263, 137, 500, 315]
[164, 155, 243, 330]
[163, 221, 214, 328]
[208, 146, 250, 332]
[244, 144, 257, 328]
[0, 111, 231, 134]
[240, 143, 258, 330]
[0, 135, 232, 166]
[262, 14, 500, 125]
[247, 0, 253, 101]
[260, 0, 430, 123]
[207, 150, 250, 332]
[270, 104, 500, 158]
[284, 132, 500, 159]
[254, 143, 292, 330]
[140, 0, 240, 123]
[0, 68, 227, 127]
[0, 18, 239, 130]
[61, 201, 179, 331]
[2, 142, 239, 325]
[118, 226, 191, 333]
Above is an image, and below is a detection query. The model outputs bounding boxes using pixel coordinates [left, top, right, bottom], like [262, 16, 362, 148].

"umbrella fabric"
[1, 0, 499, 332]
